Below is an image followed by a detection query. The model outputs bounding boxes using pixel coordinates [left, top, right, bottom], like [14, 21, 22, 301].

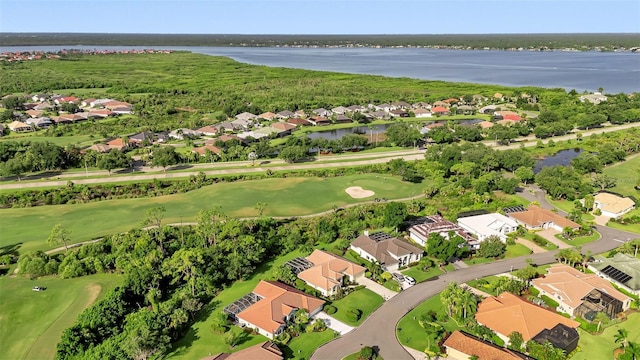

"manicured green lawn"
[465, 276, 501, 296]
[286, 329, 337, 360]
[343, 350, 383, 360]
[556, 231, 601, 246]
[166, 249, 304, 359]
[396, 294, 464, 352]
[401, 266, 444, 283]
[0, 174, 426, 253]
[607, 218, 640, 234]
[330, 289, 384, 326]
[0, 134, 98, 147]
[572, 313, 640, 360]
[0, 273, 122, 360]
[605, 155, 640, 197]
[505, 243, 534, 257]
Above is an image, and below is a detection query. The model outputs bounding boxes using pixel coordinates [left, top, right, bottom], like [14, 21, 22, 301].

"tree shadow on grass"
[0, 242, 22, 258]
[163, 299, 220, 358]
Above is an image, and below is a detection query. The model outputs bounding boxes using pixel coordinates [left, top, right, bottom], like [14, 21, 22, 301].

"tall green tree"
[151, 146, 179, 172]
[47, 224, 71, 253]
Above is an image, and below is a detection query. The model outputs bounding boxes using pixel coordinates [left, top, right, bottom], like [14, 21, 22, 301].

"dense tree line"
[3, 33, 638, 50]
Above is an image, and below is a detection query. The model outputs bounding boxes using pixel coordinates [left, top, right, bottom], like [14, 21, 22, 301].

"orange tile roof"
[508, 205, 580, 229]
[476, 292, 579, 341]
[532, 264, 631, 309]
[478, 121, 495, 129]
[444, 331, 524, 360]
[192, 144, 222, 155]
[271, 122, 296, 131]
[202, 341, 283, 360]
[297, 250, 365, 292]
[259, 112, 278, 119]
[236, 281, 324, 335]
[431, 106, 450, 113]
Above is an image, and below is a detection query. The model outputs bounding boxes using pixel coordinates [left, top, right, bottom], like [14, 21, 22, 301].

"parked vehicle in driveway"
[392, 273, 405, 282]
[403, 276, 416, 285]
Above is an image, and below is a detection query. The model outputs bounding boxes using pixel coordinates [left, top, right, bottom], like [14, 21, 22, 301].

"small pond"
[534, 148, 584, 173]
[306, 124, 392, 141]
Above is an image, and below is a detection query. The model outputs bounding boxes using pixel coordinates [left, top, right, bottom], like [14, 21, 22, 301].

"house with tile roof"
[588, 253, 640, 296]
[413, 108, 432, 118]
[593, 192, 635, 218]
[196, 125, 219, 136]
[457, 213, 518, 243]
[532, 264, 631, 318]
[7, 121, 31, 132]
[224, 281, 324, 339]
[307, 116, 331, 126]
[409, 215, 477, 247]
[286, 117, 312, 127]
[201, 341, 283, 360]
[25, 117, 52, 129]
[192, 144, 222, 156]
[312, 108, 332, 117]
[234, 112, 258, 122]
[291, 250, 365, 297]
[475, 292, 580, 345]
[506, 205, 580, 231]
[350, 231, 423, 272]
[258, 112, 278, 120]
[431, 106, 451, 115]
[331, 106, 349, 115]
[276, 110, 295, 119]
[443, 331, 532, 360]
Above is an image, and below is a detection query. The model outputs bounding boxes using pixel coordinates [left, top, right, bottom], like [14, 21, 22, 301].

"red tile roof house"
[531, 264, 631, 318]
[292, 250, 366, 297]
[286, 117, 312, 127]
[475, 292, 580, 346]
[258, 112, 278, 120]
[350, 231, 423, 272]
[196, 125, 219, 136]
[224, 281, 324, 339]
[192, 144, 222, 156]
[308, 116, 331, 126]
[201, 341, 283, 360]
[443, 331, 532, 360]
[431, 106, 451, 116]
[507, 205, 580, 231]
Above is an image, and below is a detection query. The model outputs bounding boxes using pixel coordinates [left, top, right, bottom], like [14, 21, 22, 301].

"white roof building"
[457, 213, 518, 243]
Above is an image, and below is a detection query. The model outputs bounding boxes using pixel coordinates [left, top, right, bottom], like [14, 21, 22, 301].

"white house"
[593, 192, 635, 218]
[457, 213, 518, 242]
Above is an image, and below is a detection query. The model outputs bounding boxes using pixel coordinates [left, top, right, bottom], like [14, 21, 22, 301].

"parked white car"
[404, 276, 416, 285]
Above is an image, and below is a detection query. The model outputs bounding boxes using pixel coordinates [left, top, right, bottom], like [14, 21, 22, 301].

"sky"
[1, 0, 639, 34]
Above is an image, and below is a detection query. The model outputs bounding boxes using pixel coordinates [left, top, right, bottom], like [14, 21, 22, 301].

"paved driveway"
[537, 228, 571, 249]
[313, 312, 354, 335]
[358, 277, 398, 300]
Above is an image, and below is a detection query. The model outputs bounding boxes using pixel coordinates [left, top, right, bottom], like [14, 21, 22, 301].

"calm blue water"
[2, 45, 639, 93]
[534, 148, 584, 173]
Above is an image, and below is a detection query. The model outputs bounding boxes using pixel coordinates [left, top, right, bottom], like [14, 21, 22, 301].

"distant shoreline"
[2, 33, 639, 52]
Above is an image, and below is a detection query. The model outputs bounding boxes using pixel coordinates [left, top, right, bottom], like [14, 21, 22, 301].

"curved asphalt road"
[311, 200, 639, 360]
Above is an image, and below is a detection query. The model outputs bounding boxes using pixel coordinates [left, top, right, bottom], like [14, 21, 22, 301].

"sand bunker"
[345, 186, 375, 199]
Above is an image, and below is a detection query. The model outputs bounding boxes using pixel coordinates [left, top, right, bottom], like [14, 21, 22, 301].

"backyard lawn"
[572, 313, 640, 360]
[0, 273, 122, 360]
[167, 249, 309, 359]
[329, 288, 384, 326]
[0, 174, 426, 253]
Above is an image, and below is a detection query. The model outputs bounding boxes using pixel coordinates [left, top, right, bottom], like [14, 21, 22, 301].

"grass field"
[605, 155, 640, 197]
[0, 174, 426, 254]
[556, 232, 601, 246]
[401, 266, 445, 283]
[329, 288, 384, 326]
[0, 273, 122, 360]
[0, 134, 98, 147]
[572, 313, 640, 360]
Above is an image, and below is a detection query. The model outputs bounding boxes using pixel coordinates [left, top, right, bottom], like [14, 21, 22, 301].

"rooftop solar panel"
[369, 232, 393, 242]
[602, 265, 632, 284]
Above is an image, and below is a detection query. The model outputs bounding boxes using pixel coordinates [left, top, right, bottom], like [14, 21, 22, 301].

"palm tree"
[459, 291, 477, 319]
[627, 342, 640, 360]
[615, 329, 629, 349]
[594, 311, 609, 332]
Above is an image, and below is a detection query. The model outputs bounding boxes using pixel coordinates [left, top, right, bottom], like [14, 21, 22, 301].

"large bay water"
[2, 45, 639, 93]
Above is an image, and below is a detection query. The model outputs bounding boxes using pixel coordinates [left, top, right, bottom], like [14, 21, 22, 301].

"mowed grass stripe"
[0, 175, 426, 253]
[0, 274, 122, 360]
